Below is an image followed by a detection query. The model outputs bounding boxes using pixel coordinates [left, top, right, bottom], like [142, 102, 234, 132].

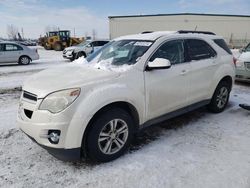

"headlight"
[39, 88, 80, 113]
[236, 60, 244, 67]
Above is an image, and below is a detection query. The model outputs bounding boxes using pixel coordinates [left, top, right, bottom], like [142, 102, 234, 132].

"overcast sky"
[0, 0, 249, 39]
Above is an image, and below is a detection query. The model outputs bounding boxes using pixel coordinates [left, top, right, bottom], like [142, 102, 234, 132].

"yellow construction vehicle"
[40, 30, 83, 51]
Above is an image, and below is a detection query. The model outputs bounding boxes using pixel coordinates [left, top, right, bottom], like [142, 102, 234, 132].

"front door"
[144, 39, 191, 120]
[0, 44, 5, 63]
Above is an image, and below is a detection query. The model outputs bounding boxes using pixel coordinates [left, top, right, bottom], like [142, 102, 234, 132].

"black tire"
[208, 81, 231, 113]
[70, 53, 76, 61]
[76, 51, 86, 59]
[53, 42, 62, 51]
[86, 108, 134, 162]
[18, 56, 31, 65]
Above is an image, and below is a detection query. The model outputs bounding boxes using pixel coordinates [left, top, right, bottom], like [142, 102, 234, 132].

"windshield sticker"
[134, 41, 152, 47]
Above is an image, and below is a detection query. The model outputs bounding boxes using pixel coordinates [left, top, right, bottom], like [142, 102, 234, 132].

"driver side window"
[150, 40, 185, 65]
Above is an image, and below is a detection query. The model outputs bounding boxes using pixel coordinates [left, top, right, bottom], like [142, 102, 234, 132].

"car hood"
[239, 52, 250, 61]
[22, 64, 120, 98]
[65, 46, 77, 51]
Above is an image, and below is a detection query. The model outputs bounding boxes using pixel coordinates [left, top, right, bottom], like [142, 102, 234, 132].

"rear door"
[185, 39, 218, 103]
[4, 43, 23, 62]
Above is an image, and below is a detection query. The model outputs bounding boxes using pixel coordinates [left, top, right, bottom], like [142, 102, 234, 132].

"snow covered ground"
[0, 48, 250, 188]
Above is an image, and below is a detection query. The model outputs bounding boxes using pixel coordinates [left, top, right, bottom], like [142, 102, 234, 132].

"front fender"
[64, 83, 145, 148]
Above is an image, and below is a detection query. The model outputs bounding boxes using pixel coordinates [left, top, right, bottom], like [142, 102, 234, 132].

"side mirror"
[146, 58, 171, 71]
[86, 44, 94, 53]
[86, 44, 92, 48]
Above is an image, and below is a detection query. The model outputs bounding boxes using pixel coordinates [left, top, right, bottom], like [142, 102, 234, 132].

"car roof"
[115, 31, 177, 41]
[115, 31, 222, 41]
[0, 41, 21, 44]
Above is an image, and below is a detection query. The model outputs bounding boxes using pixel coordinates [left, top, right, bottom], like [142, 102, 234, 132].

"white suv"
[18, 31, 235, 162]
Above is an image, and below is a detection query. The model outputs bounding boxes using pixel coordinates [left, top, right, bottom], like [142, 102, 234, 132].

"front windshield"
[86, 40, 153, 66]
[78, 41, 91, 47]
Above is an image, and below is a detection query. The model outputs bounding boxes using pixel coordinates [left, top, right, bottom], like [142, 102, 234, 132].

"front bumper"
[236, 69, 250, 82]
[17, 92, 82, 161]
[63, 51, 74, 59]
[18, 118, 81, 161]
[23, 131, 81, 161]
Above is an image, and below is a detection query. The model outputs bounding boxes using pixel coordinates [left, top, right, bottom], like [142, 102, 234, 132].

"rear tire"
[18, 56, 31, 65]
[86, 108, 134, 162]
[208, 81, 231, 113]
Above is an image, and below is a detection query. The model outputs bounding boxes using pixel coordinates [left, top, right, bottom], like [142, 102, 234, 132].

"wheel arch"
[81, 101, 140, 157]
[19, 55, 31, 60]
[217, 75, 233, 91]
[78, 51, 86, 57]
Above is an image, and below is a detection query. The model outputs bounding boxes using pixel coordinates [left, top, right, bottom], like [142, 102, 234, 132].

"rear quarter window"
[186, 39, 217, 61]
[213, 39, 232, 55]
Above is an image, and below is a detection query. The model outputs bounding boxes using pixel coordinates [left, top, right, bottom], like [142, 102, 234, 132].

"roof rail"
[141, 31, 154, 34]
[178, 30, 216, 35]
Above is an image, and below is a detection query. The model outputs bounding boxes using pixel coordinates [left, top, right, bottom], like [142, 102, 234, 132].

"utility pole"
[21, 28, 24, 39]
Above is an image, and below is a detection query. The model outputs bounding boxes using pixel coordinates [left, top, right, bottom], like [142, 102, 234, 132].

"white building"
[109, 13, 250, 48]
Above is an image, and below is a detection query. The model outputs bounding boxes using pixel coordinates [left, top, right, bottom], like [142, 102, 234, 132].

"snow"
[1, 49, 250, 187]
[72, 56, 132, 72]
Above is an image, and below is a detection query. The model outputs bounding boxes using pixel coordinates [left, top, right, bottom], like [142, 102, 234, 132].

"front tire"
[76, 51, 86, 59]
[86, 108, 134, 162]
[208, 81, 231, 113]
[18, 56, 31, 65]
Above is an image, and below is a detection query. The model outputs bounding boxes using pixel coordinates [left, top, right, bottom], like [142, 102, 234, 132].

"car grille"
[245, 62, 250, 70]
[23, 91, 37, 102]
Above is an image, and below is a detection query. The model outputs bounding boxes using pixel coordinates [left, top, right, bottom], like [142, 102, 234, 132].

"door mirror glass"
[86, 44, 92, 48]
[147, 58, 171, 70]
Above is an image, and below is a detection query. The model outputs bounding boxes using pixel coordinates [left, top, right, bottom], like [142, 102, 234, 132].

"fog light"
[48, 130, 61, 144]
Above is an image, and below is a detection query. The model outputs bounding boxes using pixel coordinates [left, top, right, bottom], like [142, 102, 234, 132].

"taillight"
[233, 57, 237, 66]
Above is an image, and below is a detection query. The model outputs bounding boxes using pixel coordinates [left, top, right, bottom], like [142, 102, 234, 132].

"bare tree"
[7, 24, 19, 40]
[92, 29, 97, 40]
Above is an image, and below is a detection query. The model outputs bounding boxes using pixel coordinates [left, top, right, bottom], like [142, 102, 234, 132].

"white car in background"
[235, 43, 250, 82]
[0, 41, 39, 65]
[63, 40, 109, 61]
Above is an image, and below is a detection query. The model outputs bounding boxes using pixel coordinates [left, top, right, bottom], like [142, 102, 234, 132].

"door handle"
[180, 70, 188, 75]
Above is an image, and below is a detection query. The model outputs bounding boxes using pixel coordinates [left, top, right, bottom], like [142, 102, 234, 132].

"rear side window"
[0, 44, 3, 51]
[186, 39, 217, 61]
[213, 39, 232, 54]
[5, 44, 23, 51]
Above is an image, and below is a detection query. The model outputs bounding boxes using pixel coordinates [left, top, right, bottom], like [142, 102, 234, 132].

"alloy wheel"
[98, 119, 129, 155]
[216, 87, 228, 109]
[20, 57, 30, 65]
